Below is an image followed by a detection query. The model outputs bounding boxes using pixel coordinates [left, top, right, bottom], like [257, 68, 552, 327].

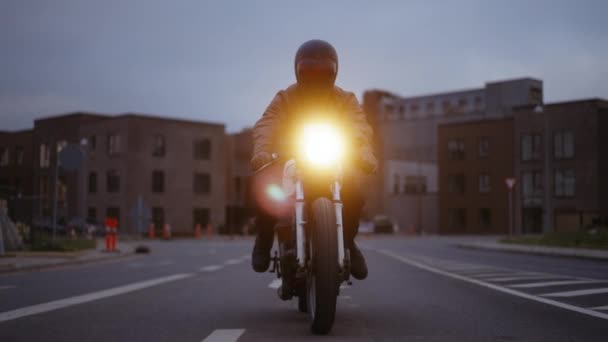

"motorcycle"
[256, 121, 352, 335]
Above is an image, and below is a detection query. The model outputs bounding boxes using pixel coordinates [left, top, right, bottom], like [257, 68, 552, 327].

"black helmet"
[294, 39, 338, 88]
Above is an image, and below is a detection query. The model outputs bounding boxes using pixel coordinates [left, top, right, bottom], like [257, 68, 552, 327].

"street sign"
[505, 177, 517, 190]
[58, 145, 84, 171]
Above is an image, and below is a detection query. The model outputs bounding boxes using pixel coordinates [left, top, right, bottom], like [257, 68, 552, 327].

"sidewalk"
[455, 236, 608, 261]
[0, 239, 137, 274]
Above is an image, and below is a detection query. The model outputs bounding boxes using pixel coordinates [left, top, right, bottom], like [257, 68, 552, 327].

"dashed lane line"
[202, 329, 245, 342]
[377, 249, 608, 321]
[541, 287, 608, 298]
[199, 265, 224, 272]
[590, 305, 608, 311]
[0, 273, 194, 323]
[224, 259, 243, 265]
[484, 275, 567, 282]
[268, 279, 281, 289]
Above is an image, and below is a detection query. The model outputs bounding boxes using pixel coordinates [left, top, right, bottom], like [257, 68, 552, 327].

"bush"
[30, 237, 97, 252]
[502, 230, 608, 250]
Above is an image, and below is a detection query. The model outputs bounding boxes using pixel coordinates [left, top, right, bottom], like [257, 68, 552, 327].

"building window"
[15, 146, 24, 165]
[478, 137, 490, 158]
[448, 139, 465, 160]
[410, 103, 419, 113]
[153, 134, 166, 157]
[448, 174, 466, 194]
[152, 207, 165, 230]
[479, 208, 492, 230]
[89, 135, 97, 150]
[88, 172, 97, 194]
[392, 174, 400, 195]
[458, 98, 468, 108]
[105, 207, 120, 226]
[107, 134, 121, 155]
[0, 147, 8, 166]
[39, 143, 50, 168]
[529, 87, 543, 104]
[448, 208, 466, 230]
[474, 96, 483, 107]
[87, 207, 97, 223]
[404, 175, 427, 194]
[554, 168, 575, 198]
[554, 130, 574, 160]
[106, 170, 120, 193]
[194, 139, 212, 160]
[522, 170, 543, 200]
[384, 103, 394, 114]
[152, 170, 165, 193]
[521, 133, 541, 161]
[193, 208, 210, 227]
[194, 173, 211, 194]
[39, 177, 48, 198]
[56, 140, 67, 155]
[479, 174, 491, 193]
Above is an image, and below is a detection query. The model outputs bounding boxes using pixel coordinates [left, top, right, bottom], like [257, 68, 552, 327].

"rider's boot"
[348, 241, 368, 280]
[251, 218, 274, 273]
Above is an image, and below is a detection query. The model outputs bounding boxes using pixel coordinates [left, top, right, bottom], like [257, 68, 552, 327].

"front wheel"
[307, 197, 339, 335]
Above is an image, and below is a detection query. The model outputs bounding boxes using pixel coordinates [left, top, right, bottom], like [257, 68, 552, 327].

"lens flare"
[300, 123, 344, 167]
[265, 184, 286, 202]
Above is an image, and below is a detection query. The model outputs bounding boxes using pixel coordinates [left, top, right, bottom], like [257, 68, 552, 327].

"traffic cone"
[148, 223, 155, 239]
[105, 225, 111, 252]
[206, 223, 212, 240]
[163, 223, 170, 240]
[110, 227, 117, 251]
[195, 224, 202, 239]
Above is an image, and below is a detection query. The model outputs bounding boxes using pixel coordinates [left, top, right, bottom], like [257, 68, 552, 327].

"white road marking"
[268, 279, 281, 289]
[541, 287, 608, 298]
[590, 305, 608, 311]
[510, 280, 603, 289]
[472, 272, 523, 278]
[240, 254, 251, 261]
[0, 285, 16, 291]
[485, 275, 564, 282]
[377, 249, 608, 321]
[0, 273, 193, 323]
[158, 261, 174, 266]
[224, 259, 242, 265]
[199, 265, 223, 272]
[339, 295, 352, 300]
[340, 284, 351, 290]
[202, 329, 245, 342]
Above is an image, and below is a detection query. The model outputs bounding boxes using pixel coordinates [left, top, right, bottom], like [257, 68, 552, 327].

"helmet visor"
[296, 59, 337, 84]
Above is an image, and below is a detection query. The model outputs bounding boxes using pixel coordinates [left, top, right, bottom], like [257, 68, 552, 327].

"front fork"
[294, 178, 347, 271]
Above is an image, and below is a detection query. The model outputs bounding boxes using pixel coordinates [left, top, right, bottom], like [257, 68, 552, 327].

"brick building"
[513, 99, 608, 233]
[363, 78, 543, 233]
[438, 119, 514, 234]
[224, 128, 255, 234]
[0, 129, 35, 223]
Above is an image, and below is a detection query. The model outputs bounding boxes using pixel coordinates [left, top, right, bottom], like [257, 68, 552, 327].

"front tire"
[307, 198, 339, 335]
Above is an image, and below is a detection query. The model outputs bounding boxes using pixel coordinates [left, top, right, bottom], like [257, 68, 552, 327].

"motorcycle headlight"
[299, 123, 345, 167]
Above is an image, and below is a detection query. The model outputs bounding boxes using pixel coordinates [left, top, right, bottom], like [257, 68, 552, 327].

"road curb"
[0, 251, 137, 275]
[456, 242, 608, 261]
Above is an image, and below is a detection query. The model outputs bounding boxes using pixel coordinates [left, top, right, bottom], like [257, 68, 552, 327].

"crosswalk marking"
[378, 249, 608, 321]
[202, 329, 245, 342]
[510, 280, 603, 289]
[541, 287, 608, 298]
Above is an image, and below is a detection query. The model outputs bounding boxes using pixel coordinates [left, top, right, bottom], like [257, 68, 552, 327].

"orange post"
[163, 223, 170, 240]
[195, 224, 202, 239]
[148, 223, 155, 239]
[205, 223, 212, 240]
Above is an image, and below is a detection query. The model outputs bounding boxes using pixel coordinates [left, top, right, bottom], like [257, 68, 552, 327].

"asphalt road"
[1, 236, 608, 341]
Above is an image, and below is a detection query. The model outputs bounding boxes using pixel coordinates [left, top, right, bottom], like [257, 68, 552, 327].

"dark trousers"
[254, 165, 364, 249]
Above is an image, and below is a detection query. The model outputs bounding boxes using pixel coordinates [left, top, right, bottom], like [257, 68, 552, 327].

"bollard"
[148, 223, 155, 239]
[195, 224, 202, 239]
[163, 223, 171, 240]
[206, 223, 212, 240]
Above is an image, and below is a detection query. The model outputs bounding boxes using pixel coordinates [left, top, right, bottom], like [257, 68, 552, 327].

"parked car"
[373, 215, 397, 234]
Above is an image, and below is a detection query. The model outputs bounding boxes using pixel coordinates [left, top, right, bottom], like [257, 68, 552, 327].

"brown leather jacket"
[252, 84, 376, 170]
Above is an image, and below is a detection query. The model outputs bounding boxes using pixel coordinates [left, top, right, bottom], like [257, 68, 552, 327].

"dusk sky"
[1, 0, 607, 132]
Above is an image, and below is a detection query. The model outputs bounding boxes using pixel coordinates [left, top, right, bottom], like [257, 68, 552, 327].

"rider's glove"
[359, 146, 378, 175]
[251, 151, 273, 171]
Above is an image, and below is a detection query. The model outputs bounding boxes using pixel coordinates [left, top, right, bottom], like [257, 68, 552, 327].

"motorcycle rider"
[250, 39, 377, 280]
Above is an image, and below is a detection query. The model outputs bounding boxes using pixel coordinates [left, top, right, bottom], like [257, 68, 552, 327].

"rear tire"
[298, 293, 308, 313]
[307, 198, 339, 335]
